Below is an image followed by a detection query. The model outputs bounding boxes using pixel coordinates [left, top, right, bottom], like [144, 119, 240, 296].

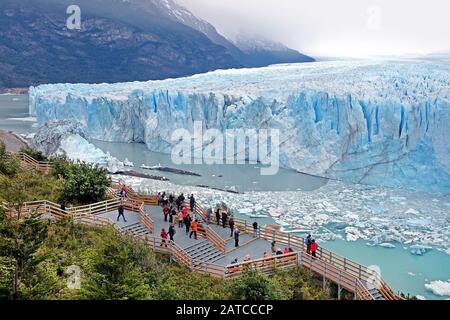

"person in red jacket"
[160, 228, 168, 247]
[182, 205, 188, 216]
[189, 219, 198, 240]
[310, 239, 318, 258]
[163, 205, 169, 222]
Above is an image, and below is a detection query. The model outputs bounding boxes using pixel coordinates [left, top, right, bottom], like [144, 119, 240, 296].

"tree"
[227, 269, 281, 300]
[50, 156, 111, 205]
[79, 228, 151, 300]
[0, 141, 19, 176]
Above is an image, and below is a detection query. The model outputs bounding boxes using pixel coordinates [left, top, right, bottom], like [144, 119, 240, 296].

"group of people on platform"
[157, 192, 198, 247]
[204, 207, 260, 248]
[116, 184, 320, 263]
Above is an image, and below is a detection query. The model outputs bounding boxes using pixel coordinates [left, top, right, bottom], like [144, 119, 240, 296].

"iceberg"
[29, 60, 450, 193]
[425, 280, 450, 297]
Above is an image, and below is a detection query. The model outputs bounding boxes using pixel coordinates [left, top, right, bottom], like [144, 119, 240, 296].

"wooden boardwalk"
[7, 152, 401, 300]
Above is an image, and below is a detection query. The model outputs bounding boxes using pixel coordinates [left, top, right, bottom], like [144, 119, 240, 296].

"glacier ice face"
[31, 120, 125, 173]
[29, 60, 450, 193]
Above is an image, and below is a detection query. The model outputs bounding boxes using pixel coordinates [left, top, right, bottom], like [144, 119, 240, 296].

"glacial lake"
[1, 93, 449, 300]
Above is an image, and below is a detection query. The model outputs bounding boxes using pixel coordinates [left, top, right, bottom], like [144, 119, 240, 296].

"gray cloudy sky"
[177, 0, 450, 57]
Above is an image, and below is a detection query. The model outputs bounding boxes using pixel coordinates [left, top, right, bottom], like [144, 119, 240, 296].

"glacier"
[29, 59, 450, 193]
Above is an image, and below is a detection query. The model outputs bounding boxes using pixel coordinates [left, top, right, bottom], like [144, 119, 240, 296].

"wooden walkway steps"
[6, 153, 402, 300]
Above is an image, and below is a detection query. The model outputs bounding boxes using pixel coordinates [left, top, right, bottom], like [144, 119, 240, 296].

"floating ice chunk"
[416, 295, 427, 300]
[425, 280, 450, 297]
[7, 116, 37, 122]
[379, 243, 396, 248]
[345, 227, 363, 241]
[446, 248, 450, 255]
[123, 158, 134, 167]
[141, 164, 152, 169]
[405, 208, 420, 215]
[410, 244, 433, 255]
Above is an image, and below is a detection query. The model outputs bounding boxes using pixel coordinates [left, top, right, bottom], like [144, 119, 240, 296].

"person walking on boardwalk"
[305, 234, 312, 254]
[160, 228, 168, 247]
[169, 193, 174, 205]
[189, 194, 196, 212]
[234, 228, 240, 247]
[181, 205, 188, 216]
[184, 212, 191, 235]
[252, 221, 258, 238]
[215, 209, 221, 226]
[177, 210, 183, 228]
[189, 219, 198, 240]
[60, 202, 66, 214]
[222, 211, 228, 228]
[163, 205, 169, 222]
[160, 192, 166, 206]
[168, 224, 176, 242]
[206, 208, 212, 224]
[310, 239, 318, 258]
[117, 203, 127, 222]
[229, 217, 235, 237]
[271, 241, 277, 253]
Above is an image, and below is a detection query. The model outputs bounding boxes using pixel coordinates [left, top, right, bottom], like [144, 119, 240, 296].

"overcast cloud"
[177, 0, 450, 58]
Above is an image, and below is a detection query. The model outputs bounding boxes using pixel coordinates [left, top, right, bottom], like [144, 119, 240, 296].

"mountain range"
[0, 0, 314, 88]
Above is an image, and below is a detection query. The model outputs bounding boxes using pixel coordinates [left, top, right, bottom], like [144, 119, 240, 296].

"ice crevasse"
[29, 60, 450, 193]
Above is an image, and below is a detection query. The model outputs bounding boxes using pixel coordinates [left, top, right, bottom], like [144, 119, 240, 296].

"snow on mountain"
[29, 59, 450, 193]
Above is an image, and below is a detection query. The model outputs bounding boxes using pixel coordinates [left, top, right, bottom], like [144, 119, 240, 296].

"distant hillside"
[0, 0, 314, 88]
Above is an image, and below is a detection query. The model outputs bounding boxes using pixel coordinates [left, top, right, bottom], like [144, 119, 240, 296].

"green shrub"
[50, 156, 111, 205]
[0, 141, 19, 176]
[227, 268, 282, 300]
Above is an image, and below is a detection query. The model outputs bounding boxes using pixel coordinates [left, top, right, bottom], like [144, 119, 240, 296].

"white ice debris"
[107, 174, 450, 252]
[425, 280, 450, 297]
[123, 158, 134, 167]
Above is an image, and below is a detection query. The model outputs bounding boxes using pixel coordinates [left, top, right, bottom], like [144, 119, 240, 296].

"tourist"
[189, 194, 196, 212]
[206, 207, 212, 224]
[215, 208, 221, 225]
[157, 192, 161, 206]
[231, 258, 238, 264]
[160, 192, 166, 206]
[169, 193, 174, 205]
[184, 212, 191, 235]
[178, 193, 185, 210]
[234, 229, 240, 247]
[276, 248, 283, 255]
[244, 254, 251, 262]
[168, 224, 176, 242]
[283, 247, 289, 254]
[177, 210, 183, 228]
[262, 251, 270, 266]
[60, 202, 66, 214]
[182, 205, 188, 216]
[222, 210, 228, 228]
[160, 228, 168, 247]
[306, 234, 312, 254]
[163, 205, 169, 222]
[288, 248, 294, 253]
[271, 241, 277, 253]
[310, 239, 318, 258]
[121, 184, 129, 197]
[189, 219, 198, 240]
[229, 217, 235, 237]
[252, 221, 258, 237]
[117, 203, 127, 222]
